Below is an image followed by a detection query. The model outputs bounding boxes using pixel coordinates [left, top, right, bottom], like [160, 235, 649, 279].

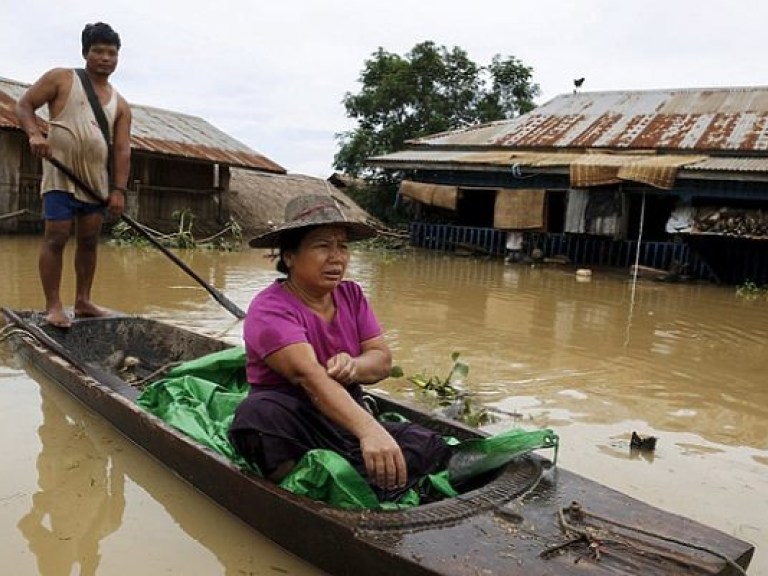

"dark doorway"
[456, 188, 496, 227]
[626, 192, 677, 241]
[545, 190, 567, 233]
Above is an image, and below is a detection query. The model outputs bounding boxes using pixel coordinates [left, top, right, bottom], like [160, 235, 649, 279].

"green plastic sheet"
[137, 346, 558, 510]
[136, 346, 253, 468]
[447, 428, 559, 485]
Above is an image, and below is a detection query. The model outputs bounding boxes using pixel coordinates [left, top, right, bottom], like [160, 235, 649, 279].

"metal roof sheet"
[683, 157, 768, 172]
[371, 149, 597, 169]
[0, 76, 284, 173]
[0, 78, 29, 130]
[408, 87, 768, 153]
[369, 149, 768, 178]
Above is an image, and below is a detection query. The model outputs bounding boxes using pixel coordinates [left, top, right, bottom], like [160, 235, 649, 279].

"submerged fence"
[525, 232, 718, 281]
[409, 222, 721, 281]
[409, 223, 507, 255]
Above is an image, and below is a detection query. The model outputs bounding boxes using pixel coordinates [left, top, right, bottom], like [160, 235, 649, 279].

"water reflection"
[13, 371, 322, 576]
[18, 386, 125, 576]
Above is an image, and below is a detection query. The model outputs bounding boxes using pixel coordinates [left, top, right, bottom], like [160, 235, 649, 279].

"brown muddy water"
[1, 235, 766, 575]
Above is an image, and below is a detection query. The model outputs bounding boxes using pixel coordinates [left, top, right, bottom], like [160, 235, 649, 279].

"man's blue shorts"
[43, 190, 105, 220]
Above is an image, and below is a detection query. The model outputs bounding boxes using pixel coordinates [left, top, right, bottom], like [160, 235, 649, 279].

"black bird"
[574, 77, 585, 89]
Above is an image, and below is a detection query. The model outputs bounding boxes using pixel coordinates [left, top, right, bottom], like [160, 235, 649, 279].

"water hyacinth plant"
[393, 353, 496, 428]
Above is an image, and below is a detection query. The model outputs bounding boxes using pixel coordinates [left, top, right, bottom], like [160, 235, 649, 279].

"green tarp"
[137, 346, 558, 510]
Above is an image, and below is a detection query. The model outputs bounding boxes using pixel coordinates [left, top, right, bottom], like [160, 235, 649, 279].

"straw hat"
[248, 194, 377, 248]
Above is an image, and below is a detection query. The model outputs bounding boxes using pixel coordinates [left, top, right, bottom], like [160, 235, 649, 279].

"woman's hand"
[358, 421, 408, 490]
[327, 338, 392, 385]
[264, 342, 406, 489]
[326, 352, 357, 385]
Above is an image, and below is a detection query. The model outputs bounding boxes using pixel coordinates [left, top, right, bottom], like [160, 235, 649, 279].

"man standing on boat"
[16, 22, 132, 328]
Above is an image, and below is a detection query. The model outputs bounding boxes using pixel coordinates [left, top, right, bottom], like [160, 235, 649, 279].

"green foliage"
[172, 209, 197, 249]
[389, 365, 404, 378]
[341, 180, 411, 227]
[212, 217, 243, 251]
[108, 211, 244, 251]
[736, 280, 768, 299]
[108, 221, 149, 246]
[358, 233, 410, 251]
[395, 352, 496, 427]
[334, 41, 540, 181]
[408, 351, 468, 399]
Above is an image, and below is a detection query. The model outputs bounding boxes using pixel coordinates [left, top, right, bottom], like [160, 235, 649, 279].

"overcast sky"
[3, 1, 767, 177]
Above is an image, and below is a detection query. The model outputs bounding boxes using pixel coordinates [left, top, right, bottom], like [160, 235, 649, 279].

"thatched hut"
[227, 170, 379, 238]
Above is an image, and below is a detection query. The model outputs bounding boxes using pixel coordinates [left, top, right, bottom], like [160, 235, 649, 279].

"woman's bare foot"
[45, 307, 72, 328]
[73, 301, 112, 319]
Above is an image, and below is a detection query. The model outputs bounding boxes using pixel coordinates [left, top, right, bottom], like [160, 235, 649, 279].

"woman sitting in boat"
[229, 194, 451, 500]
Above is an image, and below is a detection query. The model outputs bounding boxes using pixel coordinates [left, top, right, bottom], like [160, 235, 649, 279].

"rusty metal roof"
[368, 148, 768, 181]
[0, 77, 29, 130]
[407, 87, 768, 153]
[683, 157, 768, 172]
[370, 149, 583, 169]
[0, 76, 285, 173]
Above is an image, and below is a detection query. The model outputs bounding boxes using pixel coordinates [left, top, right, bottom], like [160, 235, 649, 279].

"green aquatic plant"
[358, 233, 410, 251]
[394, 353, 496, 427]
[172, 209, 197, 249]
[108, 212, 244, 251]
[108, 220, 149, 246]
[407, 351, 469, 400]
[736, 280, 768, 300]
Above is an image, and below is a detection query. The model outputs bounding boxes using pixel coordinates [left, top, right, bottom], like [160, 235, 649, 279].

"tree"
[334, 41, 540, 180]
[333, 42, 539, 224]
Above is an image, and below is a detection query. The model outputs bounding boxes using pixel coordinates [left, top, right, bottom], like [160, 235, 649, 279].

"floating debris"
[630, 431, 657, 452]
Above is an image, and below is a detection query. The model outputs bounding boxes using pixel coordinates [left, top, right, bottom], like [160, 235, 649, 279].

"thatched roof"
[226, 170, 378, 237]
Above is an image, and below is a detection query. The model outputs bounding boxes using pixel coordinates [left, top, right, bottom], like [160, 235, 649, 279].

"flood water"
[1, 235, 766, 575]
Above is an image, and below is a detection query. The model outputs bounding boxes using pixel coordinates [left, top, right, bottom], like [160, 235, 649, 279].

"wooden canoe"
[1, 308, 755, 576]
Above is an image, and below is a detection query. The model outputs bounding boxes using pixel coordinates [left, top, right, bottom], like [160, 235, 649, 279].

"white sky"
[3, 1, 767, 177]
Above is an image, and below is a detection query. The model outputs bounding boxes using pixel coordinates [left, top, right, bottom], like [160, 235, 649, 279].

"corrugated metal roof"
[0, 75, 285, 173]
[407, 87, 768, 153]
[370, 149, 526, 167]
[684, 157, 768, 172]
[370, 147, 768, 176]
[0, 78, 29, 130]
[370, 148, 768, 181]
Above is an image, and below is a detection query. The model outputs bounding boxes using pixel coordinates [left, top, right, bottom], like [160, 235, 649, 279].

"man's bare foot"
[45, 308, 72, 328]
[73, 301, 112, 319]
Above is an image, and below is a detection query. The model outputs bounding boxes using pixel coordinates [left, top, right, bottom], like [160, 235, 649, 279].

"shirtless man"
[16, 22, 132, 327]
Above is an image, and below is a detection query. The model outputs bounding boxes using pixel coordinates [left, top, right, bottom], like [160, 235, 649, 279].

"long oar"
[0, 208, 29, 222]
[45, 157, 246, 320]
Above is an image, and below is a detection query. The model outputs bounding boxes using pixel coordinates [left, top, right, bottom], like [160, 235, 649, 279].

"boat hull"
[1, 309, 755, 576]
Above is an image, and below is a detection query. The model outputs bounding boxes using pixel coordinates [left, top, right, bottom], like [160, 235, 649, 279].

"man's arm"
[112, 95, 131, 189]
[15, 68, 67, 158]
[107, 95, 132, 215]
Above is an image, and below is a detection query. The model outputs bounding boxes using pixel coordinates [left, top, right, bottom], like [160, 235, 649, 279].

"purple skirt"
[229, 383, 451, 500]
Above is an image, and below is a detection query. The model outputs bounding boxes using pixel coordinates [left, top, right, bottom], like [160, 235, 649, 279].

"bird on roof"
[574, 77, 585, 88]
